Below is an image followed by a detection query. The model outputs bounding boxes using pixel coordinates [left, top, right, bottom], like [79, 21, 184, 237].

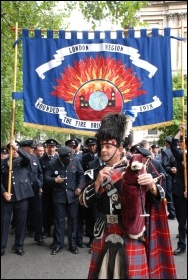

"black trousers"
[53, 200, 78, 248]
[165, 175, 176, 217]
[172, 194, 187, 250]
[1, 199, 28, 253]
[42, 189, 54, 235]
[27, 194, 43, 238]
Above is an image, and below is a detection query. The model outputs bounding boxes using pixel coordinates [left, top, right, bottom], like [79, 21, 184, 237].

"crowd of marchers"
[1, 124, 187, 261]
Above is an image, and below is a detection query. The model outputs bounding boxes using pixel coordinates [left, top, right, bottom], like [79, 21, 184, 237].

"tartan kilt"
[88, 200, 177, 279]
[88, 223, 149, 279]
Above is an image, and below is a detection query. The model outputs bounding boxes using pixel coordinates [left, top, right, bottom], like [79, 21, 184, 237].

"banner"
[22, 28, 175, 134]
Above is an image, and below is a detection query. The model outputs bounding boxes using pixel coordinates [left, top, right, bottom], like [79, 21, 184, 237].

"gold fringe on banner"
[131, 121, 174, 130]
[24, 120, 174, 135]
[24, 122, 96, 136]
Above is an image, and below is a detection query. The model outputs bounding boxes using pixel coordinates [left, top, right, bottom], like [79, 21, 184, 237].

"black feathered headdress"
[95, 112, 136, 151]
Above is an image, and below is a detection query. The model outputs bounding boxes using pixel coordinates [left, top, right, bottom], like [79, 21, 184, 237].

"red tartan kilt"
[87, 223, 149, 279]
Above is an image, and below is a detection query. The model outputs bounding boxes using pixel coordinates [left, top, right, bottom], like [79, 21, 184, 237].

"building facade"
[132, 1, 187, 145]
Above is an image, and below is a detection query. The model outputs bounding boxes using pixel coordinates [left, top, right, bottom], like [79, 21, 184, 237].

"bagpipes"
[79, 159, 127, 206]
[99, 159, 127, 195]
[81, 154, 164, 241]
[83, 159, 128, 186]
[121, 154, 164, 240]
[121, 154, 150, 240]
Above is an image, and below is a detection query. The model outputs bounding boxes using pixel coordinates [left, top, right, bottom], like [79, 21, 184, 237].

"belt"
[100, 213, 122, 224]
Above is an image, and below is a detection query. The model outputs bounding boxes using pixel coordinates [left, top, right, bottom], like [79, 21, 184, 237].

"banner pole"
[10, 26, 187, 33]
[7, 22, 18, 194]
[180, 17, 187, 192]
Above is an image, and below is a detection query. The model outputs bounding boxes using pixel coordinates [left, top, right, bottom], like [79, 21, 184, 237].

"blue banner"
[22, 28, 174, 134]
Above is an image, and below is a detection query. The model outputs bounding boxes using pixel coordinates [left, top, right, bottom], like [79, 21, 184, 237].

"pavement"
[1, 219, 187, 279]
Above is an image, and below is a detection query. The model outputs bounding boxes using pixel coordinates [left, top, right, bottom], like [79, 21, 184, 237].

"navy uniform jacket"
[147, 159, 167, 191]
[28, 154, 43, 194]
[89, 157, 102, 170]
[153, 154, 162, 161]
[44, 156, 85, 204]
[82, 153, 97, 171]
[1, 148, 34, 201]
[39, 153, 59, 174]
[171, 139, 186, 197]
[39, 153, 59, 191]
[161, 147, 177, 175]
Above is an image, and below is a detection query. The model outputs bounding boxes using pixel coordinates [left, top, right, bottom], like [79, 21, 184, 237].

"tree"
[65, 1, 149, 29]
[1, 1, 69, 145]
[157, 72, 187, 146]
[1, 1, 150, 145]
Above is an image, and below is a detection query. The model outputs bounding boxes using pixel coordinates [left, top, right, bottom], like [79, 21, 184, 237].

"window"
[148, 129, 158, 135]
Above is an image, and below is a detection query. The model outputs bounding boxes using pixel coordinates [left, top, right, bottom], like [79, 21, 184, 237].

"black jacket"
[1, 148, 34, 201]
[44, 156, 85, 204]
[39, 153, 59, 175]
[82, 153, 97, 171]
[148, 159, 167, 191]
[171, 138, 186, 197]
[28, 154, 43, 194]
[161, 147, 177, 175]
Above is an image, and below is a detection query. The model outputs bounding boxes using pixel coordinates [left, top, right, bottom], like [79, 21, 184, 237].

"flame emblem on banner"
[51, 55, 146, 121]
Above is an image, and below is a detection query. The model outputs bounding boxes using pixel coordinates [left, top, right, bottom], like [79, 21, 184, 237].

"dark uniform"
[1, 147, 9, 159]
[79, 137, 98, 247]
[147, 158, 167, 191]
[1, 144, 34, 256]
[171, 138, 187, 254]
[151, 144, 162, 161]
[20, 140, 44, 246]
[73, 138, 83, 159]
[27, 153, 44, 243]
[85, 157, 102, 249]
[65, 138, 82, 159]
[130, 144, 167, 191]
[44, 146, 85, 255]
[65, 138, 85, 247]
[82, 137, 98, 171]
[82, 152, 97, 170]
[39, 139, 59, 237]
[161, 136, 177, 219]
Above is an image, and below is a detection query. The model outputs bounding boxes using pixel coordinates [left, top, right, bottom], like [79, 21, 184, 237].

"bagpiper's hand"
[138, 173, 153, 187]
[138, 173, 158, 196]
[94, 167, 112, 192]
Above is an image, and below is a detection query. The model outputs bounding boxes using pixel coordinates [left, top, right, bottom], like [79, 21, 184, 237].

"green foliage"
[2, 1, 184, 147]
[157, 71, 187, 146]
[1, 1, 149, 145]
[1, 1, 69, 145]
[75, 1, 149, 29]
